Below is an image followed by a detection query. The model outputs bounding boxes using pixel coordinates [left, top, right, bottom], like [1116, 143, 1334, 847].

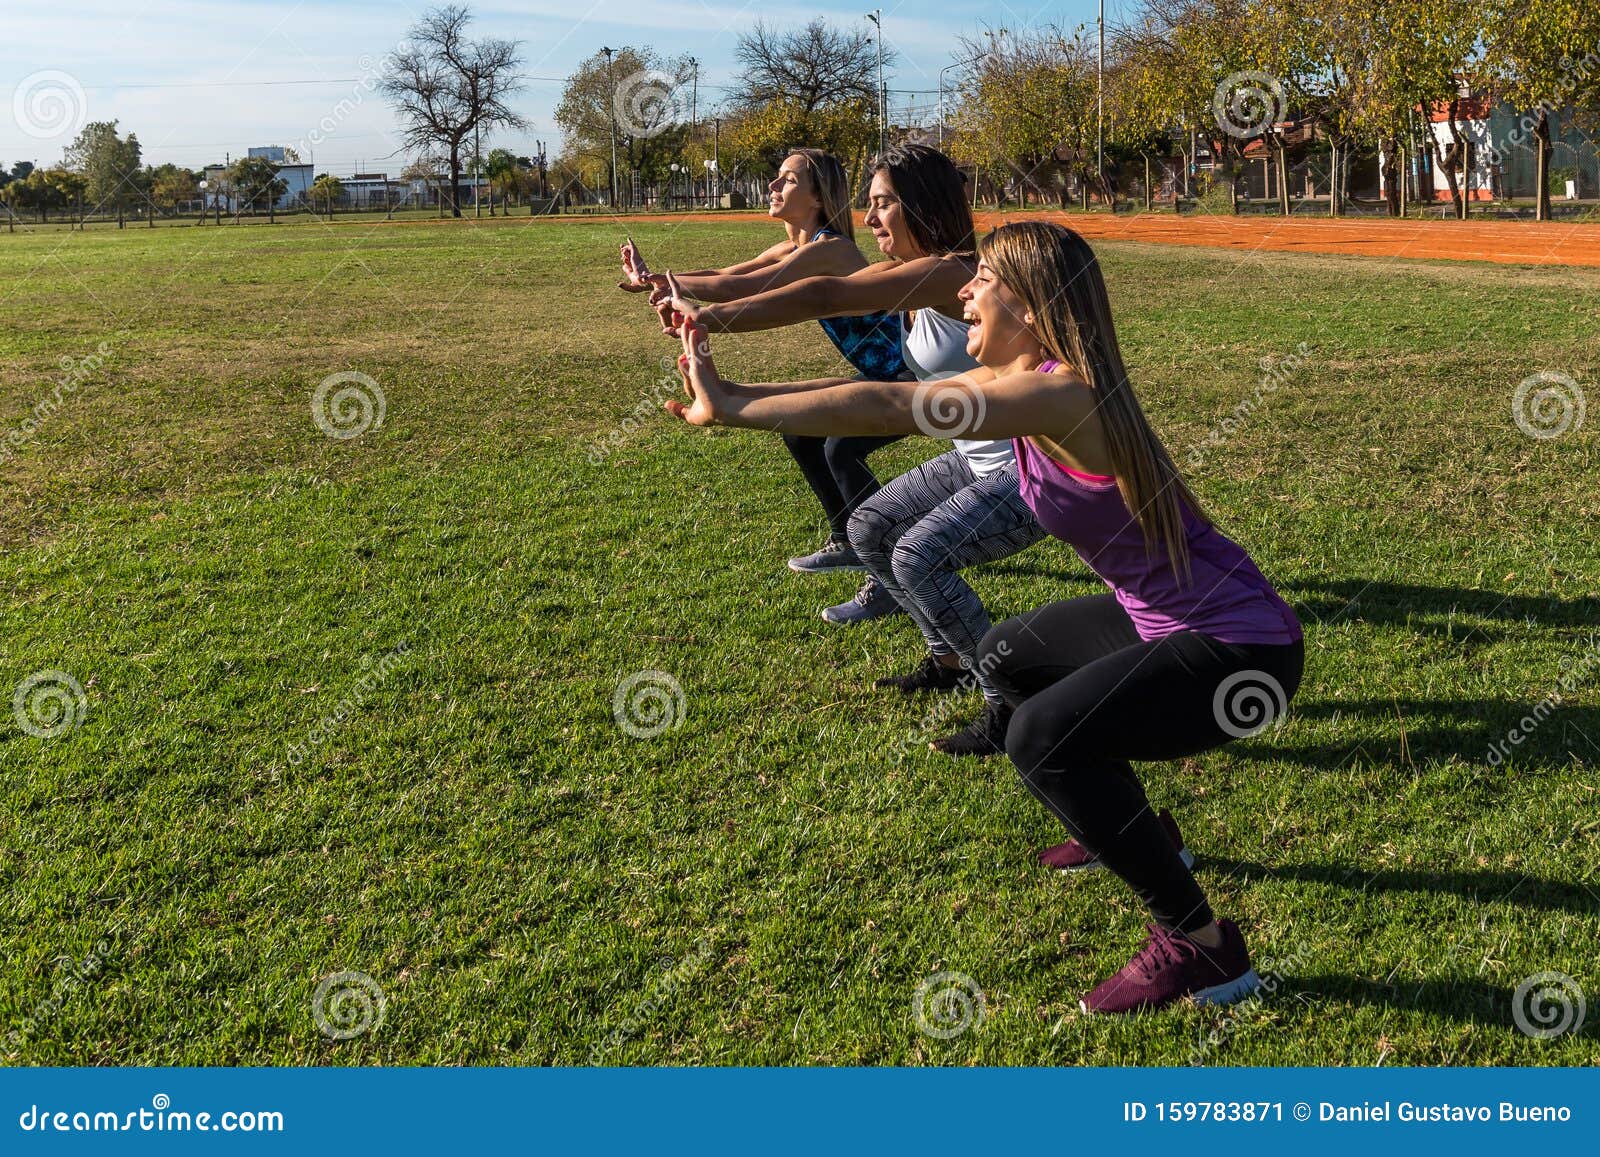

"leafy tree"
[148, 164, 199, 219]
[555, 46, 694, 200]
[63, 120, 145, 226]
[310, 173, 344, 218]
[1483, 0, 1600, 219]
[227, 155, 288, 221]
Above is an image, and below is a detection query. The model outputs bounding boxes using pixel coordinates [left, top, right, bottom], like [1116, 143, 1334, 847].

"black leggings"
[980, 594, 1304, 933]
[782, 435, 903, 542]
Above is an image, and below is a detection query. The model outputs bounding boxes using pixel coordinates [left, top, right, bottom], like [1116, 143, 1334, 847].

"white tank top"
[900, 308, 1015, 478]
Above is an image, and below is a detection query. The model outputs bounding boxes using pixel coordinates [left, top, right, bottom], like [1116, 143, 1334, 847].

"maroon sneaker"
[1080, 919, 1259, 1015]
[1038, 808, 1194, 872]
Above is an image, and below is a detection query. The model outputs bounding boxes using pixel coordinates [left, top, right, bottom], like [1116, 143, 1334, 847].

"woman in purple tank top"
[662, 221, 1304, 1016]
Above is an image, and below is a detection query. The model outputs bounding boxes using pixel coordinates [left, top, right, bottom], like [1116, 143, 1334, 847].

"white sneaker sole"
[1078, 967, 1260, 1015]
[788, 559, 868, 574]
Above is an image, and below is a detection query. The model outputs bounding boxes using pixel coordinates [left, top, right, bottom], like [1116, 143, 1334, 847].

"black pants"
[782, 435, 903, 542]
[980, 594, 1304, 932]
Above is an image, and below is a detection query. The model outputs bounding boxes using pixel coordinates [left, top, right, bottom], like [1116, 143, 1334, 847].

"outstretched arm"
[667, 322, 1089, 441]
[661, 256, 971, 333]
[656, 237, 865, 302]
[620, 237, 793, 292]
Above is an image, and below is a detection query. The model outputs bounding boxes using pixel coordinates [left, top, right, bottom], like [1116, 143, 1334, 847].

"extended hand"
[618, 239, 653, 290]
[664, 320, 725, 427]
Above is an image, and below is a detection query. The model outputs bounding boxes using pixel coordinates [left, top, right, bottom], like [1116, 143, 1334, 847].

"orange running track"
[598, 209, 1600, 268]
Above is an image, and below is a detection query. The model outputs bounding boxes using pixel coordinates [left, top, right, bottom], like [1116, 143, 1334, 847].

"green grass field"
[1, 214, 1597, 1065]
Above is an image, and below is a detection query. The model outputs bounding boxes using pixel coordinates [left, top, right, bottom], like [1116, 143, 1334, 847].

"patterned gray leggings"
[847, 449, 1048, 703]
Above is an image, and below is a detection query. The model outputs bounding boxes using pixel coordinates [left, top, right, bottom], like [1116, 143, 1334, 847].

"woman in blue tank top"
[661, 221, 1304, 1018]
[619, 149, 906, 577]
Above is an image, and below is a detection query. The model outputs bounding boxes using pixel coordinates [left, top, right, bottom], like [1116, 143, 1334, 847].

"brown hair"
[977, 220, 1208, 581]
[785, 148, 854, 241]
[868, 143, 974, 257]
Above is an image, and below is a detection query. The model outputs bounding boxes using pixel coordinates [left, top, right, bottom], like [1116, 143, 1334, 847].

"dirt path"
[593, 208, 1600, 268]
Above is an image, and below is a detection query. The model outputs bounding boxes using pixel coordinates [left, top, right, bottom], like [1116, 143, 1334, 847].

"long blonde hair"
[786, 148, 854, 241]
[978, 221, 1208, 582]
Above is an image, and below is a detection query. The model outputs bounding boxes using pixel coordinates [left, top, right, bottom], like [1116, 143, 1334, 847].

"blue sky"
[2, 0, 1115, 175]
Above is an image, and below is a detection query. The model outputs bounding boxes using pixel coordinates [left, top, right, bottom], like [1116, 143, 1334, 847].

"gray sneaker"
[788, 539, 867, 573]
[821, 576, 905, 624]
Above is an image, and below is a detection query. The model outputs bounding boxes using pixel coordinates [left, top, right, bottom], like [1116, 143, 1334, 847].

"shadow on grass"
[1283, 972, 1599, 1038]
[1290, 579, 1600, 636]
[1248, 699, 1600, 770]
[1204, 857, 1600, 915]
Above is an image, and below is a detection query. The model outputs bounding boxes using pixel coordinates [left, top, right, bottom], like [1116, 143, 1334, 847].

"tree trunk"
[1534, 109, 1553, 222]
[449, 150, 463, 218]
[1144, 154, 1152, 212]
[1381, 138, 1400, 217]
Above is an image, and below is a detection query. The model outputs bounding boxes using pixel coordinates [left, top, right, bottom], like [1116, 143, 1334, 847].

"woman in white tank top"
[659, 145, 1051, 757]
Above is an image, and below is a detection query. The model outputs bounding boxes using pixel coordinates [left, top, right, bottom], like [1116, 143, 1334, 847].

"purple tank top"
[1014, 363, 1300, 646]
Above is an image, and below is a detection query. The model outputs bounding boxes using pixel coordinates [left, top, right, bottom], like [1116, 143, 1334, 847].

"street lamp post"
[601, 46, 619, 208]
[938, 50, 989, 149]
[866, 10, 885, 156]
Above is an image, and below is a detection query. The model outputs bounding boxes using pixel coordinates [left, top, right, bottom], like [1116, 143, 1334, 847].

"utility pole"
[1097, 0, 1105, 202]
[474, 121, 482, 218]
[688, 57, 699, 203]
[602, 46, 619, 208]
[867, 10, 885, 156]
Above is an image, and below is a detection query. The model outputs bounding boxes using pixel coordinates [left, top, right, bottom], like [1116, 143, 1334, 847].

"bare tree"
[381, 5, 527, 217]
[733, 19, 892, 112]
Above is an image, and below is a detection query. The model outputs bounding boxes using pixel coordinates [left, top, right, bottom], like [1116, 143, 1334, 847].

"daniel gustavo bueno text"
[1118, 1101, 1572, 1124]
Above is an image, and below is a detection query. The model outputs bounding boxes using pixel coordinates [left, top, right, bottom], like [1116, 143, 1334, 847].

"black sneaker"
[930, 701, 1013, 757]
[873, 654, 975, 694]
